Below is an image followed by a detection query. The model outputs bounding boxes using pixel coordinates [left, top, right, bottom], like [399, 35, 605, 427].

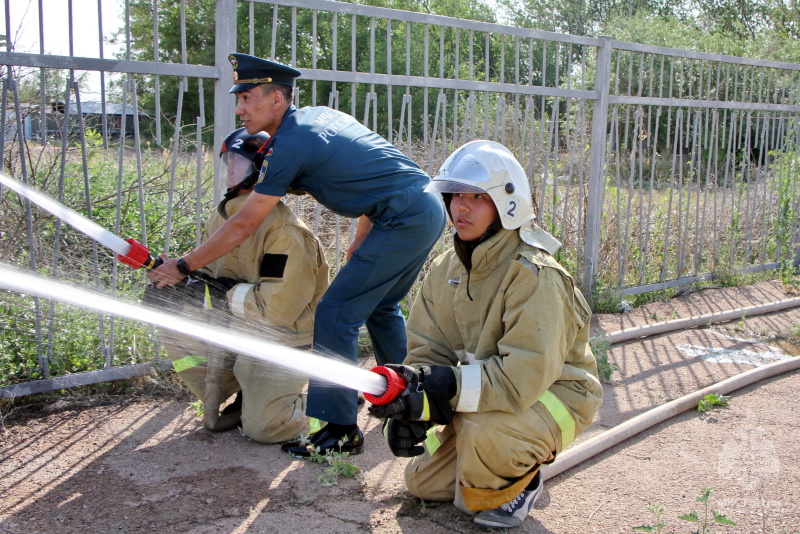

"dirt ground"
[2, 280, 800, 533]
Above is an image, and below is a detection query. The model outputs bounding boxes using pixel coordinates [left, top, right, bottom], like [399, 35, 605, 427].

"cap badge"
[233, 71, 239, 81]
[229, 55, 238, 68]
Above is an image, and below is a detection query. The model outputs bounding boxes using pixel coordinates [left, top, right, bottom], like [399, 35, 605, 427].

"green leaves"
[293, 433, 362, 487]
[696, 393, 730, 412]
[635, 490, 736, 534]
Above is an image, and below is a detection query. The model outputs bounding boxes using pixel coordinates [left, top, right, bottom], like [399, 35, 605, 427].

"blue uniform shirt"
[253, 106, 431, 224]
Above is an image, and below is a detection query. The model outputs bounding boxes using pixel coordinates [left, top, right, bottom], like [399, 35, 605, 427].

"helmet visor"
[425, 179, 487, 195]
[222, 151, 258, 189]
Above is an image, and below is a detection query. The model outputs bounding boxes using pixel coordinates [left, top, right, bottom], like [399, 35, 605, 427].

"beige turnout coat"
[403, 226, 602, 511]
[164, 193, 329, 443]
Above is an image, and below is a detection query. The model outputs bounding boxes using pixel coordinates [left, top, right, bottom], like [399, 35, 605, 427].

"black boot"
[281, 423, 364, 457]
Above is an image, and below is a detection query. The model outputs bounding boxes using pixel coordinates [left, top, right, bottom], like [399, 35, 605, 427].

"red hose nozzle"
[364, 366, 407, 405]
[117, 238, 161, 270]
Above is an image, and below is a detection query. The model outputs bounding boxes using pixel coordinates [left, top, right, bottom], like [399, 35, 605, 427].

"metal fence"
[2, 0, 800, 396]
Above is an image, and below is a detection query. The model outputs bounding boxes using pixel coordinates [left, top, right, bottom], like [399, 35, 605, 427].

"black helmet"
[220, 127, 269, 161]
[218, 128, 269, 218]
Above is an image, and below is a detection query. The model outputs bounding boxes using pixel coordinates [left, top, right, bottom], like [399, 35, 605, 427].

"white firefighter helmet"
[426, 140, 535, 230]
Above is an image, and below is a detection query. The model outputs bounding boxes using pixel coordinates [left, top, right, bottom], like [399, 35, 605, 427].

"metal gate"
[2, 0, 800, 396]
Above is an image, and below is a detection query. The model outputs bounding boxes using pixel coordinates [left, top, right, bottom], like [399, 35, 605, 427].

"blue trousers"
[307, 190, 446, 425]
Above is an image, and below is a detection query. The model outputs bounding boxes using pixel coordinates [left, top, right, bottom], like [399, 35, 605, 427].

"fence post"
[583, 36, 612, 299]
[214, 0, 238, 204]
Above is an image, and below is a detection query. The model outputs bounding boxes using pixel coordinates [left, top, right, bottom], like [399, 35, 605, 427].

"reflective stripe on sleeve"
[229, 283, 255, 318]
[538, 389, 576, 451]
[423, 425, 442, 456]
[455, 364, 481, 412]
[172, 354, 208, 374]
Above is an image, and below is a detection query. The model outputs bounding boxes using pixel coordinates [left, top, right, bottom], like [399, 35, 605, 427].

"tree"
[120, 0, 498, 146]
[111, 0, 216, 144]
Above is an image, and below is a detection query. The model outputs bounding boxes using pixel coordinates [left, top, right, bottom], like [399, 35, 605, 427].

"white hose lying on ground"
[542, 297, 800, 481]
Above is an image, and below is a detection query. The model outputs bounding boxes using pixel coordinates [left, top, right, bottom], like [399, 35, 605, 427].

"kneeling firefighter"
[369, 140, 603, 528]
[144, 127, 329, 443]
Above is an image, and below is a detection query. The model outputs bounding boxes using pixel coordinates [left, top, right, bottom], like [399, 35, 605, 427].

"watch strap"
[176, 257, 192, 276]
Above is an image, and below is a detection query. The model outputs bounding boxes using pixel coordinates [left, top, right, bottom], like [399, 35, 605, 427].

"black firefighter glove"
[174, 276, 238, 311]
[368, 364, 457, 425]
[383, 418, 431, 458]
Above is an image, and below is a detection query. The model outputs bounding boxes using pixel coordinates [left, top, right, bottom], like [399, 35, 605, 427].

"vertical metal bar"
[214, 0, 237, 204]
[291, 7, 297, 66]
[405, 21, 412, 156]
[249, 1, 255, 54]
[368, 16, 376, 132]
[609, 106, 623, 285]
[513, 36, 520, 149]
[153, 0, 162, 145]
[483, 32, 489, 138]
[164, 79, 186, 256]
[428, 92, 443, 175]
[386, 18, 393, 143]
[453, 28, 460, 146]
[675, 110, 686, 278]
[438, 25, 446, 160]
[38, 0, 48, 146]
[271, 4, 278, 58]
[94, 0, 109, 147]
[0, 79, 5, 167]
[195, 78, 206, 246]
[575, 51, 588, 259]
[10, 75, 46, 378]
[180, 0, 187, 64]
[110, 79, 132, 368]
[583, 36, 611, 294]
[351, 14, 356, 117]
[424, 24, 430, 144]
[74, 83, 112, 367]
[45, 75, 73, 378]
[659, 108, 678, 281]
[311, 10, 318, 106]
[468, 30, 475, 140]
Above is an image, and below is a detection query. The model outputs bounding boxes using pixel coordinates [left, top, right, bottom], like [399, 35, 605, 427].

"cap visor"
[229, 83, 260, 93]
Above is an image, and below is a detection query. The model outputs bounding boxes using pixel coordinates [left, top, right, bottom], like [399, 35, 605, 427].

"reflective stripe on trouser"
[161, 330, 239, 401]
[306, 192, 446, 425]
[405, 392, 574, 511]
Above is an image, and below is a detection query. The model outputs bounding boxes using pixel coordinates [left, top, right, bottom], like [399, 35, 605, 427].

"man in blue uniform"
[150, 53, 446, 456]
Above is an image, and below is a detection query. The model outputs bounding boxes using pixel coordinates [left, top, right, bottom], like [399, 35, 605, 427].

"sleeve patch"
[260, 253, 288, 278]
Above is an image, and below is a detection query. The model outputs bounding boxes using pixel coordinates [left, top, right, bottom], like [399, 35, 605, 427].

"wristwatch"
[176, 257, 192, 276]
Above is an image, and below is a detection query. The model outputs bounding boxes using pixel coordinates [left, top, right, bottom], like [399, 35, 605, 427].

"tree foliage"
[118, 0, 497, 146]
[498, 0, 800, 62]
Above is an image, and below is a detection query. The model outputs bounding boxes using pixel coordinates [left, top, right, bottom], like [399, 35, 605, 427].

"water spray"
[0, 264, 396, 398]
[0, 171, 160, 270]
[0, 171, 412, 405]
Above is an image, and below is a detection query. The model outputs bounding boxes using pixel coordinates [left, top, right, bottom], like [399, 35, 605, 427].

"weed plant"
[634, 488, 736, 533]
[696, 393, 730, 413]
[589, 333, 619, 382]
[293, 433, 362, 487]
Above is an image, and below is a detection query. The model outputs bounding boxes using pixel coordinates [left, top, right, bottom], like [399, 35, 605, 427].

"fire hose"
[6, 170, 799, 479]
[2, 171, 205, 278]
